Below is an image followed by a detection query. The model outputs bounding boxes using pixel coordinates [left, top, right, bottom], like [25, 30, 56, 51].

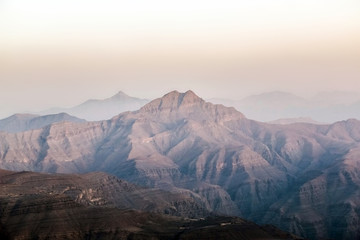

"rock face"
[0, 113, 85, 133]
[40, 91, 150, 121]
[1, 90, 360, 239]
[0, 169, 303, 240]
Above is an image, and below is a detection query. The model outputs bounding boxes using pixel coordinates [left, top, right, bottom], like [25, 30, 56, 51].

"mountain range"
[209, 91, 360, 123]
[39, 91, 149, 121]
[1, 90, 360, 239]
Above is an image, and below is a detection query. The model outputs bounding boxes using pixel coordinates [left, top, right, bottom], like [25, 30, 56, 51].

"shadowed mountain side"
[1, 90, 360, 239]
[40, 91, 150, 121]
[0, 113, 85, 133]
[0, 169, 303, 240]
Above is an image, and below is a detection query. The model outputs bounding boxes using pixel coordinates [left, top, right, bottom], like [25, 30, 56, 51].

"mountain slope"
[41, 91, 149, 121]
[0, 90, 360, 239]
[0, 113, 85, 133]
[0, 169, 209, 218]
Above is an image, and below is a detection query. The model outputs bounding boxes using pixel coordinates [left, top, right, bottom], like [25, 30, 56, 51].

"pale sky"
[1, 0, 360, 118]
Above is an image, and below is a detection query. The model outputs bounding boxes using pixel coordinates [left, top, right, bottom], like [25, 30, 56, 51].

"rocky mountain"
[0, 113, 85, 133]
[209, 91, 360, 123]
[40, 91, 149, 121]
[0, 169, 303, 240]
[0, 90, 360, 239]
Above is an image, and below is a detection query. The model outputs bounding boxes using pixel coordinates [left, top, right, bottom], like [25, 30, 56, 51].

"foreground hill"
[40, 91, 149, 121]
[0, 169, 209, 218]
[0, 169, 302, 240]
[0, 90, 360, 239]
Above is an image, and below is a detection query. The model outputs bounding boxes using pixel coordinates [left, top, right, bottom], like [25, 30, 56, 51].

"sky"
[1, 0, 360, 118]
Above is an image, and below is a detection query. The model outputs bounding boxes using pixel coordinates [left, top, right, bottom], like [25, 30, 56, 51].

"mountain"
[40, 91, 150, 121]
[268, 117, 327, 125]
[0, 169, 303, 240]
[0, 113, 85, 133]
[209, 91, 360, 123]
[1, 90, 360, 239]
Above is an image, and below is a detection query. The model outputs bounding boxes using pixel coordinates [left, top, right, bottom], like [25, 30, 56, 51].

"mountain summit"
[140, 90, 205, 112]
[140, 90, 245, 122]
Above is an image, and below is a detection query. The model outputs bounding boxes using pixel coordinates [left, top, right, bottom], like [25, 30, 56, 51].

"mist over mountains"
[1, 90, 360, 239]
[209, 91, 360, 123]
[4, 90, 356, 124]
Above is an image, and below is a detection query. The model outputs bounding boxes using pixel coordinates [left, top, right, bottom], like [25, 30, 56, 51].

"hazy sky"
[1, 0, 360, 118]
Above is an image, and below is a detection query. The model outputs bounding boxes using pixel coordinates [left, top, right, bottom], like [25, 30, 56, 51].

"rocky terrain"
[40, 91, 149, 121]
[0, 90, 359, 239]
[0, 169, 303, 240]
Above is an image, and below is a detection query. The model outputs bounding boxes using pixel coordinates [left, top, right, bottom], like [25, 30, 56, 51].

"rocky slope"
[0, 169, 209, 218]
[0, 169, 303, 240]
[0, 113, 85, 133]
[0, 90, 360, 239]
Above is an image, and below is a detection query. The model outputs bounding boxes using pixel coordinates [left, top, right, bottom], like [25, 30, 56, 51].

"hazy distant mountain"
[1, 90, 360, 239]
[209, 91, 360, 123]
[268, 117, 326, 125]
[0, 113, 85, 133]
[0, 169, 301, 240]
[312, 91, 360, 106]
[41, 91, 150, 121]
[209, 91, 310, 122]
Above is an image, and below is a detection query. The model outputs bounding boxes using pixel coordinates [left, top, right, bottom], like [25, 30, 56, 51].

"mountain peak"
[140, 90, 204, 113]
[109, 91, 131, 100]
[139, 90, 245, 122]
